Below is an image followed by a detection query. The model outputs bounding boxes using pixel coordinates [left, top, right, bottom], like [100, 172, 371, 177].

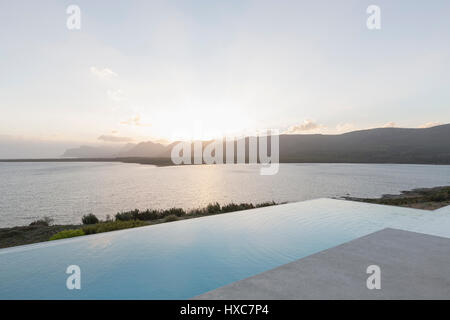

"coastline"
[344, 185, 450, 210]
[2, 158, 450, 166]
[0, 157, 175, 166]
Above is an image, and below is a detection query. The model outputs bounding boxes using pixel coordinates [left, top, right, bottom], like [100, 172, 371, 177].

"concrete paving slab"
[194, 228, 450, 300]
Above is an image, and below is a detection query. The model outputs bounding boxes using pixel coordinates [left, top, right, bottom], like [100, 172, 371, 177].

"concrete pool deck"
[195, 228, 450, 299]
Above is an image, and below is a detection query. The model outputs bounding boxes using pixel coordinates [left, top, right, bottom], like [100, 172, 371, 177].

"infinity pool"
[1, 199, 450, 299]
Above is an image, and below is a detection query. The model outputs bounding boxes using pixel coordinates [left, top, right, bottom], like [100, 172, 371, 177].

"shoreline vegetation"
[344, 186, 450, 210]
[1, 186, 449, 249]
[0, 201, 278, 249]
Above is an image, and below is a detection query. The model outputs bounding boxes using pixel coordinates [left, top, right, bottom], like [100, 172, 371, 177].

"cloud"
[382, 122, 397, 128]
[284, 120, 323, 134]
[90, 66, 118, 79]
[120, 115, 151, 127]
[418, 122, 443, 128]
[98, 135, 134, 143]
[335, 123, 357, 133]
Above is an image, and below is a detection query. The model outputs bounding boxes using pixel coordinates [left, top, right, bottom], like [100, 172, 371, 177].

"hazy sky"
[1, 0, 449, 157]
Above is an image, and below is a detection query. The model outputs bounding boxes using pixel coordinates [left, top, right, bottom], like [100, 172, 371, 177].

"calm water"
[1, 162, 450, 227]
[1, 199, 450, 299]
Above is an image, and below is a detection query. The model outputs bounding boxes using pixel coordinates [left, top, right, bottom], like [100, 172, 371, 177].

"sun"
[134, 105, 257, 142]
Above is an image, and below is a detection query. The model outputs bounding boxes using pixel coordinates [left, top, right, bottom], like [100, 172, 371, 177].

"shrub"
[188, 208, 207, 216]
[82, 220, 146, 235]
[256, 201, 277, 208]
[164, 215, 179, 222]
[221, 202, 254, 213]
[115, 201, 277, 223]
[30, 216, 53, 227]
[82, 213, 99, 225]
[428, 192, 449, 202]
[115, 208, 176, 221]
[206, 202, 221, 214]
[115, 209, 140, 221]
[50, 229, 85, 240]
[138, 209, 159, 221]
[164, 207, 185, 217]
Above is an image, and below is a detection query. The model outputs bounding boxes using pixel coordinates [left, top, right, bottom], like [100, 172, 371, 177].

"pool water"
[1, 199, 449, 299]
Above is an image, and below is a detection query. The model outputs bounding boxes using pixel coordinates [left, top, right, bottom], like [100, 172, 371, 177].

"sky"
[0, 0, 449, 157]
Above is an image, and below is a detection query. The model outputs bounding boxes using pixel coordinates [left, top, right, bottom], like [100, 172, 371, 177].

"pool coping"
[194, 228, 450, 300]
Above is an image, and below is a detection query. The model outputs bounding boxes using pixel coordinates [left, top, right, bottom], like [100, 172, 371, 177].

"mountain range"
[61, 124, 450, 164]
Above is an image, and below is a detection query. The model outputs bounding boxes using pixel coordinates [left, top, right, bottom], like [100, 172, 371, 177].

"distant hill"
[60, 124, 450, 164]
[62, 144, 135, 158]
[117, 141, 168, 157]
[277, 124, 450, 163]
